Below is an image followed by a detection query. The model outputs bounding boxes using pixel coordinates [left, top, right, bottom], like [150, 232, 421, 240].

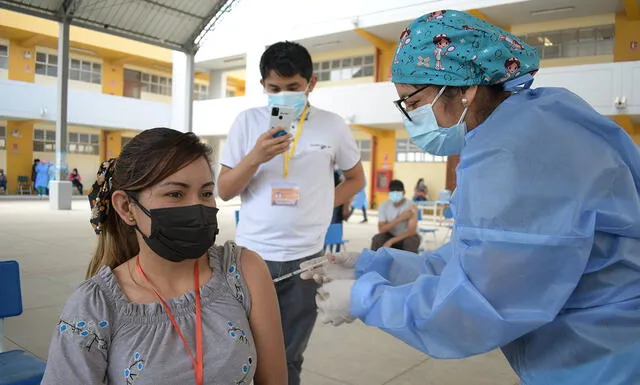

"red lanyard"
[136, 256, 204, 385]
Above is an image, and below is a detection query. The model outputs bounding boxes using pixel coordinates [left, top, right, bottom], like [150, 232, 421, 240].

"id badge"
[271, 183, 300, 206]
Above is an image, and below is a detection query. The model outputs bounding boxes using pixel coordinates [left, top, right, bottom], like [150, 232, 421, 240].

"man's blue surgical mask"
[268, 91, 308, 118]
[389, 191, 404, 203]
[402, 86, 468, 156]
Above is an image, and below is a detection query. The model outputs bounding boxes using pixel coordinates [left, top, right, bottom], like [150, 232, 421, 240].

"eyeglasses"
[393, 85, 430, 121]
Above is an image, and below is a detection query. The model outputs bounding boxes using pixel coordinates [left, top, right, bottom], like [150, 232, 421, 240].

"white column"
[244, 44, 265, 96]
[208, 69, 225, 99]
[171, 51, 195, 132]
[50, 17, 72, 210]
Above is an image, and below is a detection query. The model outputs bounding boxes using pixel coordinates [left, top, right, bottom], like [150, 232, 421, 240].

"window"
[355, 139, 371, 161]
[33, 128, 56, 152]
[314, 54, 375, 82]
[226, 89, 237, 98]
[68, 132, 100, 155]
[0, 126, 6, 149]
[519, 24, 614, 60]
[70, 58, 102, 84]
[141, 72, 172, 96]
[35, 52, 58, 77]
[396, 139, 447, 163]
[193, 83, 209, 100]
[0, 44, 8, 69]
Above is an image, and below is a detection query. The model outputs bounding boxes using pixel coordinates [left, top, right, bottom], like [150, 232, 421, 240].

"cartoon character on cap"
[496, 56, 521, 83]
[433, 34, 456, 70]
[499, 34, 524, 50]
[393, 28, 412, 64]
[426, 10, 446, 21]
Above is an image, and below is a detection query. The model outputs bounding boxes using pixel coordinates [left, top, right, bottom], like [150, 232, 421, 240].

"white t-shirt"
[220, 106, 361, 262]
[378, 199, 415, 237]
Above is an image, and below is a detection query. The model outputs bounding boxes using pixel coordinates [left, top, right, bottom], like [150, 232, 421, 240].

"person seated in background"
[371, 180, 420, 252]
[0, 169, 7, 193]
[68, 168, 83, 195]
[329, 168, 352, 252]
[413, 178, 428, 201]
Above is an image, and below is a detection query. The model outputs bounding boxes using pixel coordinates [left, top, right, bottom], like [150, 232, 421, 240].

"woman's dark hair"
[260, 41, 313, 81]
[86, 127, 213, 278]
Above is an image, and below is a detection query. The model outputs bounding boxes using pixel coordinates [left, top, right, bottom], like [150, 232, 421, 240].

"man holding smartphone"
[218, 41, 365, 384]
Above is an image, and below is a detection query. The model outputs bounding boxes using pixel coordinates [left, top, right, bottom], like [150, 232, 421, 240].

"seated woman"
[412, 178, 428, 201]
[42, 128, 286, 385]
[68, 168, 83, 195]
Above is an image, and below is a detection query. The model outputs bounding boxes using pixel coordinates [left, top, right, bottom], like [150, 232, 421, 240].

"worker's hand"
[299, 252, 359, 284]
[316, 279, 356, 326]
[248, 129, 293, 165]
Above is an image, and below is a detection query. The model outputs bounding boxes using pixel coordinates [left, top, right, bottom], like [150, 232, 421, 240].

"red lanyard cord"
[136, 256, 204, 385]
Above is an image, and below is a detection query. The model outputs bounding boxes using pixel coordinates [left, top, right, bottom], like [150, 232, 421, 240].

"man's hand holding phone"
[248, 128, 293, 165]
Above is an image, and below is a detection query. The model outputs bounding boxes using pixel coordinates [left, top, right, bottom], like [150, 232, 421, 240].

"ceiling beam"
[624, 0, 640, 20]
[468, 9, 509, 31]
[19, 34, 46, 47]
[354, 29, 395, 51]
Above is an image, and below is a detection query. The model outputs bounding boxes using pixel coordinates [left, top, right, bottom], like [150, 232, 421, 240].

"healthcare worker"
[300, 10, 640, 385]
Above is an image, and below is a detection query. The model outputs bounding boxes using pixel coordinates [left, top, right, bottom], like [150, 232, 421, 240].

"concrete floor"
[0, 199, 519, 385]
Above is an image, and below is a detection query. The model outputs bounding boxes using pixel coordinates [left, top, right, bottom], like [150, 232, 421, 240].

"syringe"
[273, 258, 329, 283]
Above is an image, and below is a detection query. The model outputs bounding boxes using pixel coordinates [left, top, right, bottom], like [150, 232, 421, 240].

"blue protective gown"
[351, 87, 640, 385]
[35, 163, 49, 189]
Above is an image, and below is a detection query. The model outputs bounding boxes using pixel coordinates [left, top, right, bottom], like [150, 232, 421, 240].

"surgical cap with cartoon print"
[391, 9, 540, 88]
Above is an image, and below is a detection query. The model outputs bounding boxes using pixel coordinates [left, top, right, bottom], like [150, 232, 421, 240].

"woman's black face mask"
[129, 194, 219, 263]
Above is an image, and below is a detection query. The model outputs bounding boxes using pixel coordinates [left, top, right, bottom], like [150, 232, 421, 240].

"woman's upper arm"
[240, 249, 287, 385]
[41, 281, 111, 384]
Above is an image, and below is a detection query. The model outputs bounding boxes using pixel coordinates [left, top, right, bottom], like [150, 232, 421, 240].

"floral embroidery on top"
[226, 321, 249, 345]
[57, 319, 108, 351]
[235, 356, 254, 385]
[226, 263, 245, 303]
[124, 352, 145, 385]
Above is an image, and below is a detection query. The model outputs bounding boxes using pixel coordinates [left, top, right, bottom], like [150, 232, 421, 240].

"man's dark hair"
[34, 159, 40, 163]
[389, 179, 404, 192]
[260, 41, 313, 81]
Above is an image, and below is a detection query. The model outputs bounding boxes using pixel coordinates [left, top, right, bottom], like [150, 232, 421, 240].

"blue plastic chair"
[0, 261, 46, 385]
[443, 207, 455, 240]
[324, 223, 348, 252]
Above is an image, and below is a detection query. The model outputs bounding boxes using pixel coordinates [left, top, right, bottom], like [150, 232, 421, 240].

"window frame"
[0, 43, 8, 70]
[396, 139, 447, 163]
[314, 54, 376, 82]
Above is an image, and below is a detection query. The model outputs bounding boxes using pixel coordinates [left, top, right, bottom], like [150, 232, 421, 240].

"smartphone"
[269, 106, 296, 138]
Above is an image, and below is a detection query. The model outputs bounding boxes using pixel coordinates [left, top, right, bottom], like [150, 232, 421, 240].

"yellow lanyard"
[283, 105, 310, 178]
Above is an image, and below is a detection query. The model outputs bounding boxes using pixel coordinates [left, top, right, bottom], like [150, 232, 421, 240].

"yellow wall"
[0, 10, 171, 64]
[5, 121, 34, 194]
[7, 39, 35, 82]
[352, 125, 396, 206]
[394, 163, 447, 201]
[614, 12, 640, 62]
[103, 61, 124, 96]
